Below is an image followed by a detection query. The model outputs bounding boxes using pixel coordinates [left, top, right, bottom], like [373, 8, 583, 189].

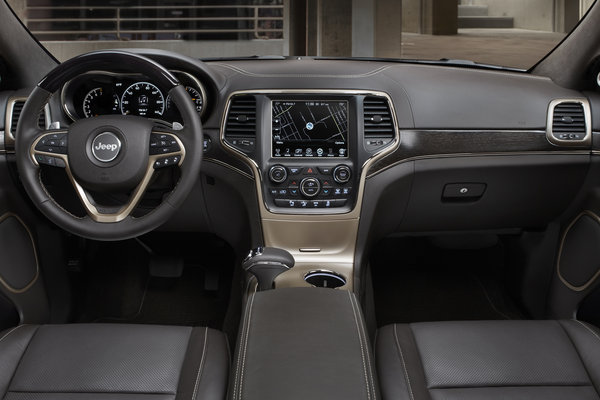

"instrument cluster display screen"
[272, 100, 348, 158]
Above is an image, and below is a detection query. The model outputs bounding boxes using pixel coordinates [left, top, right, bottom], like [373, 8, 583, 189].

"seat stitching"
[0, 325, 27, 343]
[393, 324, 415, 400]
[348, 290, 371, 400]
[574, 320, 600, 343]
[238, 292, 256, 400]
[352, 293, 377, 400]
[191, 327, 209, 400]
[233, 294, 253, 400]
[4, 325, 40, 398]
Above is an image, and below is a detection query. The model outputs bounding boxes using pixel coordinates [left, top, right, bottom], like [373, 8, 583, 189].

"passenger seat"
[0, 324, 228, 400]
[376, 320, 600, 399]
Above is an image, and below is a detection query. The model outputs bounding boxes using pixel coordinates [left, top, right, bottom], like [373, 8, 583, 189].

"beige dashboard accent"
[219, 89, 400, 290]
[557, 210, 600, 292]
[30, 130, 185, 223]
[0, 212, 40, 294]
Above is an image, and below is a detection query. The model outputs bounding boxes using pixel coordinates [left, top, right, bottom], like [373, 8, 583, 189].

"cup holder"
[304, 270, 346, 289]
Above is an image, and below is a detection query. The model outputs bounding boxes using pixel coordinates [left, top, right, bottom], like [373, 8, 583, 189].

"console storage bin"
[230, 287, 378, 400]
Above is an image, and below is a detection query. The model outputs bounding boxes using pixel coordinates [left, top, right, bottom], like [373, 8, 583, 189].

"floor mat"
[371, 237, 524, 327]
[75, 234, 234, 329]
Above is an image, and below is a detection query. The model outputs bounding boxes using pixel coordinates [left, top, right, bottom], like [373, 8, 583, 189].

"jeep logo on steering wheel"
[91, 132, 122, 163]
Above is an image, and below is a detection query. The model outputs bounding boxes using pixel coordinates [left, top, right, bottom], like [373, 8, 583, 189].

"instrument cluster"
[61, 70, 206, 123]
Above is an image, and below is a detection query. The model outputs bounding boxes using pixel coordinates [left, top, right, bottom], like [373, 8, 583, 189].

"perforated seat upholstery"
[0, 324, 229, 400]
[376, 320, 600, 400]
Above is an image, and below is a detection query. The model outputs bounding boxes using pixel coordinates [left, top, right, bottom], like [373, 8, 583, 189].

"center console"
[230, 287, 378, 400]
[221, 90, 398, 290]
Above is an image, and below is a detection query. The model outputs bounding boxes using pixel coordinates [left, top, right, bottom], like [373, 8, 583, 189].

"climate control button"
[269, 165, 288, 183]
[300, 177, 321, 197]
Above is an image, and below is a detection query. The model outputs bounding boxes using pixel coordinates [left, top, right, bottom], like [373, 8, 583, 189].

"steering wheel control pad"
[67, 115, 153, 191]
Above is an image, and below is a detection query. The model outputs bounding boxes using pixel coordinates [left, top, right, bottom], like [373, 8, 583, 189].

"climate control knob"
[333, 165, 351, 184]
[269, 165, 287, 183]
[300, 177, 321, 197]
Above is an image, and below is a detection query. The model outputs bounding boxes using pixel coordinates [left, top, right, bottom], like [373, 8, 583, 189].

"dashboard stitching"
[213, 62, 393, 78]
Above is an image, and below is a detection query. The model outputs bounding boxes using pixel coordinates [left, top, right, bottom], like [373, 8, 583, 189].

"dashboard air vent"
[8, 99, 47, 138]
[363, 96, 394, 152]
[224, 95, 256, 153]
[547, 99, 590, 146]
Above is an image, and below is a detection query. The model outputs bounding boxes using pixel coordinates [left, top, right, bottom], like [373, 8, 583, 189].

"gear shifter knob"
[242, 247, 295, 291]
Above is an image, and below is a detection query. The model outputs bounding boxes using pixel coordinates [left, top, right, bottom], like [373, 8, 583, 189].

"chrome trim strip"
[557, 210, 600, 292]
[546, 98, 592, 147]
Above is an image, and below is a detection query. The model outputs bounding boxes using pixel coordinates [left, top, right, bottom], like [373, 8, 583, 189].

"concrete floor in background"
[400, 29, 567, 70]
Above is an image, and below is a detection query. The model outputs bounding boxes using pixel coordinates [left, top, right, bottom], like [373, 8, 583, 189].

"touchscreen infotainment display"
[272, 100, 348, 158]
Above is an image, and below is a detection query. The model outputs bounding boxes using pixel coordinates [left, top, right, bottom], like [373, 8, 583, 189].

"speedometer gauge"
[83, 88, 119, 118]
[120, 82, 165, 117]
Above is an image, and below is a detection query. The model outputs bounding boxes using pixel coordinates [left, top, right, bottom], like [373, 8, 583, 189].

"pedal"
[149, 256, 184, 278]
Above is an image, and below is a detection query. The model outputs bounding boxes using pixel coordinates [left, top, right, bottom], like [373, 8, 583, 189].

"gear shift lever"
[242, 247, 295, 291]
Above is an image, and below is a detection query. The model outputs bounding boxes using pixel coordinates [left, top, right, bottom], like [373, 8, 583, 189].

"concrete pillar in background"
[422, 0, 458, 35]
[375, 0, 402, 58]
[352, 0, 403, 58]
[320, 0, 352, 56]
[287, 0, 402, 57]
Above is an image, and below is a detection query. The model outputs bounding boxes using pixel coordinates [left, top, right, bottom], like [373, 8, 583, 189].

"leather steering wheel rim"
[15, 50, 203, 241]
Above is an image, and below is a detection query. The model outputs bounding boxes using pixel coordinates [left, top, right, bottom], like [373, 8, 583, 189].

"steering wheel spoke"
[66, 158, 157, 223]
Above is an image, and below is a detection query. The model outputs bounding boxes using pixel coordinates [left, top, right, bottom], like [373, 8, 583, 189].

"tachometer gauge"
[82, 87, 120, 118]
[120, 82, 165, 117]
[166, 86, 204, 113]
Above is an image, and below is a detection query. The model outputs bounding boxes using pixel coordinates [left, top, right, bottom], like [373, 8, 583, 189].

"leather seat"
[0, 323, 229, 400]
[376, 320, 600, 400]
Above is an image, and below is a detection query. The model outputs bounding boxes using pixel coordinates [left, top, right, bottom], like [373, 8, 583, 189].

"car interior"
[2, 1, 600, 399]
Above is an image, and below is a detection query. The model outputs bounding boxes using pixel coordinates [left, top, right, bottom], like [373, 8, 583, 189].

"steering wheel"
[15, 51, 203, 240]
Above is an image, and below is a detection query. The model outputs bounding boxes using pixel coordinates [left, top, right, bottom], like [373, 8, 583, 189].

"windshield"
[5, 0, 596, 69]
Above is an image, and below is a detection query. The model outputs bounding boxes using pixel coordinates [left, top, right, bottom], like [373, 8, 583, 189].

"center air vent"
[224, 95, 256, 154]
[7, 99, 48, 140]
[547, 99, 590, 147]
[363, 96, 394, 152]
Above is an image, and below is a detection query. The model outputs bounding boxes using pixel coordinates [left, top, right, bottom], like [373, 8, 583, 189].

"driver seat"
[0, 323, 228, 400]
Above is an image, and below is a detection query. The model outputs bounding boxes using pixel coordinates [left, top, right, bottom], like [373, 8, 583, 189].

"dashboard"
[60, 70, 207, 122]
